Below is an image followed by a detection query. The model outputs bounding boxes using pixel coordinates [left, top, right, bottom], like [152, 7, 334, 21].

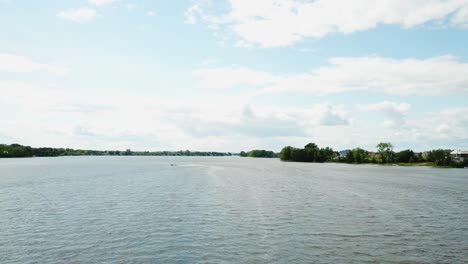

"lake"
[1, 157, 467, 263]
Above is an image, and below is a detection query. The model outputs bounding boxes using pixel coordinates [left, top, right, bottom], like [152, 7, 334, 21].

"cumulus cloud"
[57, 7, 97, 22]
[193, 55, 468, 96]
[6, 82, 341, 146]
[414, 107, 468, 139]
[49, 103, 115, 113]
[451, 5, 468, 27]
[74, 126, 98, 137]
[187, 0, 468, 47]
[358, 101, 411, 128]
[88, 0, 115, 6]
[185, 2, 227, 25]
[185, 5, 199, 24]
[165, 102, 352, 142]
[193, 66, 274, 89]
[1, 81, 466, 151]
[315, 104, 350, 126]
[0, 53, 68, 75]
[168, 104, 308, 138]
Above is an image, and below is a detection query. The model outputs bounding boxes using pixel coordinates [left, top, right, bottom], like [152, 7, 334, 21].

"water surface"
[1, 157, 467, 263]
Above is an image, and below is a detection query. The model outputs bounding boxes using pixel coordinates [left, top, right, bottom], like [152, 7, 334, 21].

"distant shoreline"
[2, 143, 467, 169]
[0, 143, 234, 158]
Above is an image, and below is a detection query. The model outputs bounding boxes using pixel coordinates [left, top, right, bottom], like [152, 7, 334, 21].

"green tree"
[304, 143, 318, 150]
[396, 149, 415, 163]
[291, 148, 306, 162]
[0, 144, 33, 158]
[245, 149, 276, 158]
[279, 146, 293, 161]
[427, 149, 451, 166]
[345, 148, 368, 163]
[376, 142, 394, 163]
[317, 147, 335, 162]
[354, 148, 368, 163]
[304, 143, 319, 162]
[279, 144, 336, 163]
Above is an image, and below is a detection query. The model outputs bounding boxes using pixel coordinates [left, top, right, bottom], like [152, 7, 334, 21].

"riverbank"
[0, 143, 233, 158]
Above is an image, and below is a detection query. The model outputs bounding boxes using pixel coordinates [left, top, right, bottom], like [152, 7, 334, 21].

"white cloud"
[316, 104, 350, 126]
[57, 7, 97, 22]
[185, 4, 199, 24]
[185, 3, 225, 25]
[165, 103, 351, 145]
[194, 55, 468, 96]
[1, 81, 466, 151]
[358, 101, 411, 128]
[146, 11, 156, 17]
[452, 6, 468, 27]
[0, 81, 353, 150]
[0, 53, 68, 75]
[357, 101, 411, 114]
[166, 103, 308, 138]
[88, 0, 115, 6]
[187, 0, 468, 47]
[413, 107, 468, 139]
[193, 66, 274, 89]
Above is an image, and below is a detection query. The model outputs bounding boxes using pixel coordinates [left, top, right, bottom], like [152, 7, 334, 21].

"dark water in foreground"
[0, 157, 467, 263]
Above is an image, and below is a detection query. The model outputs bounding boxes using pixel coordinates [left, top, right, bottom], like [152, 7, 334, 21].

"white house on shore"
[450, 150, 468, 160]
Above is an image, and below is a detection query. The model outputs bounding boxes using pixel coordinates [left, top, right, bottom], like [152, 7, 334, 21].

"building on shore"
[450, 150, 468, 161]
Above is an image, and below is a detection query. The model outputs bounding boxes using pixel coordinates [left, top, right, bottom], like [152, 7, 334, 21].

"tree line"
[279, 142, 468, 168]
[239, 149, 278, 158]
[2, 142, 466, 168]
[0, 144, 232, 158]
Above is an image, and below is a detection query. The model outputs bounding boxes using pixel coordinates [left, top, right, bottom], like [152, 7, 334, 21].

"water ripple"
[0, 157, 467, 263]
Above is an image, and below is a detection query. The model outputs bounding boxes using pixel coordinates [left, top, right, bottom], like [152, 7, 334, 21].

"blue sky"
[1, 0, 467, 152]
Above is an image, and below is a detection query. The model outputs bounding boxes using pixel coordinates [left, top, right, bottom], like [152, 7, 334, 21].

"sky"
[0, 0, 468, 152]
